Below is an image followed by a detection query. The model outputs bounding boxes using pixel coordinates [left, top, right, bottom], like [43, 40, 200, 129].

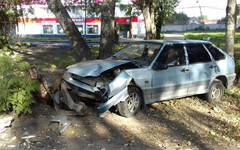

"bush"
[0, 51, 38, 115]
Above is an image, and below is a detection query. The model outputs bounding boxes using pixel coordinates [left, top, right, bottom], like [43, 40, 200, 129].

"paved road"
[26, 38, 144, 48]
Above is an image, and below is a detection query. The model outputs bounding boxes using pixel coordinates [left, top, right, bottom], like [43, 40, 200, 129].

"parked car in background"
[55, 40, 236, 117]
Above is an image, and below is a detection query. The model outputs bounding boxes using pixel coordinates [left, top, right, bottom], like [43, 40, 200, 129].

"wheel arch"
[215, 75, 228, 88]
[128, 80, 145, 106]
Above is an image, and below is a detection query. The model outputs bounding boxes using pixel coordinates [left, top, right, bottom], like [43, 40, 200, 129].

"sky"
[176, 0, 240, 20]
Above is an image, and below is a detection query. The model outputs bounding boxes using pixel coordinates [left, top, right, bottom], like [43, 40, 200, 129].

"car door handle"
[181, 68, 189, 72]
[209, 65, 216, 69]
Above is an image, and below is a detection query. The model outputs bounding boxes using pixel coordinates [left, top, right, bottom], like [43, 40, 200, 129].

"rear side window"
[157, 44, 186, 67]
[186, 44, 211, 64]
[204, 44, 225, 61]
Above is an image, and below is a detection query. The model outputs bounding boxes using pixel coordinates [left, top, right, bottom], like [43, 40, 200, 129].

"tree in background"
[46, 0, 94, 61]
[78, 0, 116, 59]
[137, 0, 155, 39]
[166, 12, 189, 25]
[225, 0, 237, 57]
[197, 15, 208, 21]
[218, 17, 227, 24]
[0, 0, 32, 46]
[99, 0, 116, 59]
[155, 0, 179, 39]
[131, 0, 178, 39]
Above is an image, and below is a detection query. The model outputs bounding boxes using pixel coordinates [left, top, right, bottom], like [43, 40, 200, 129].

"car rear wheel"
[117, 87, 142, 118]
[205, 79, 224, 102]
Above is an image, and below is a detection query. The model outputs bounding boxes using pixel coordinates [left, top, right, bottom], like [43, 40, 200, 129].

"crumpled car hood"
[67, 59, 130, 77]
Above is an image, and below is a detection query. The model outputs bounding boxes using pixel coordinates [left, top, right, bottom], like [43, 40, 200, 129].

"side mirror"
[153, 63, 168, 70]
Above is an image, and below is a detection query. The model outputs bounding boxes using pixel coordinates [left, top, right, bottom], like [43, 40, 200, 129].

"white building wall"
[18, 23, 43, 35]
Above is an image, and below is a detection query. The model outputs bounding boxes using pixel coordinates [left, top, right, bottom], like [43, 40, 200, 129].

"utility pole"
[84, 0, 87, 38]
[196, 0, 203, 23]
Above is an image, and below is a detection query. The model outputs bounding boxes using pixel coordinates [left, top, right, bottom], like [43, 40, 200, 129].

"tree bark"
[46, 0, 94, 61]
[156, 1, 164, 39]
[225, 0, 237, 57]
[156, 16, 163, 39]
[140, 0, 155, 39]
[99, 0, 116, 59]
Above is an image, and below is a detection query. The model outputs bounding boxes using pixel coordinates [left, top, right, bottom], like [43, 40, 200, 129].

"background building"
[17, 2, 146, 38]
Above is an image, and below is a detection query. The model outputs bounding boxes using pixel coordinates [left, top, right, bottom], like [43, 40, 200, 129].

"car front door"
[150, 44, 190, 103]
[185, 44, 215, 95]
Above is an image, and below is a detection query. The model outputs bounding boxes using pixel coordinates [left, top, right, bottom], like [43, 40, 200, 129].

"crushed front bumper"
[55, 70, 133, 114]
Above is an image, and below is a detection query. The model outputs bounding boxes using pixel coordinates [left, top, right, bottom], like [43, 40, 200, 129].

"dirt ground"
[1, 42, 240, 150]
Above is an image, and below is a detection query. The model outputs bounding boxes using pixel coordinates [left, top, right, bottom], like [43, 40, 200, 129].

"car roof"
[134, 40, 211, 45]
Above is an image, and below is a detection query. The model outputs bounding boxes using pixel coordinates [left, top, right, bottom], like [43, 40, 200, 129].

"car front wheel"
[117, 87, 142, 117]
[205, 79, 224, 102]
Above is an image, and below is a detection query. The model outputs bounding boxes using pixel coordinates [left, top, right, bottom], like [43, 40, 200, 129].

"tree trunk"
[156, 1, 164, 39]
[129, 16, 132, 39]
[99, 0, 116, 59]
[225, 0, 237, 57]
[140, 0, 155, 39]
[156, 17, 163, 39]
[46, 0, 94, 61]
[150, 6, 155, 37]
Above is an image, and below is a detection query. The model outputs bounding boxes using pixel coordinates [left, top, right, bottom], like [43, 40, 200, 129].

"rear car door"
[151, 44, 190, 103]
[185, 44, 215, 95]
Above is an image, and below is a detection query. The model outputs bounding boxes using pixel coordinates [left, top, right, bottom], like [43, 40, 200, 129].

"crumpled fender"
[98, 71, 132, 113]
[108, 70, 132, 97]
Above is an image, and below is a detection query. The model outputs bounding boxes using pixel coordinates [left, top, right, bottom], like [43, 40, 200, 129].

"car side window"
[156, 44, 186, 67]
[204, 44, 225, 61]
[186, 44, 211, 64]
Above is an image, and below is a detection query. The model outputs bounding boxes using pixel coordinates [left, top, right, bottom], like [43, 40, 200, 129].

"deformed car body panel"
[98, 87, 129, 113]
[60, 59, 137, 114]
[97, 71, 133, 113]
[67, 59, 130, 77]
[108, 71, 132, 97]
[63, 71, 95, 93]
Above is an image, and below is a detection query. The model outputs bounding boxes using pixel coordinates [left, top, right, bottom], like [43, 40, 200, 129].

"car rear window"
[204, 44, 225, 61]
[186, 44, 211, 64]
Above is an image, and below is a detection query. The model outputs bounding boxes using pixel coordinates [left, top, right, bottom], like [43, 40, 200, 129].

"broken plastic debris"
[99, 114, 105, 118]
[0, 116, 14, 134]
[21, 135, 36, 139]
[51, 116, 72, 134]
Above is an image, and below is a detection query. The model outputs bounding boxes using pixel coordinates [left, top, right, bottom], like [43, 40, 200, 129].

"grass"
[31, 44, 126, 69]
[184, 30, 240, 51]
[90, 43, 126, 58]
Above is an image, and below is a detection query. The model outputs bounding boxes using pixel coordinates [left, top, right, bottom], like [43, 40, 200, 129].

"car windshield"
[112, 43, 162, 66]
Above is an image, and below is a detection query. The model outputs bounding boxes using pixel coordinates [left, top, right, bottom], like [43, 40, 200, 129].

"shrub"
[0, 51, 38, 115]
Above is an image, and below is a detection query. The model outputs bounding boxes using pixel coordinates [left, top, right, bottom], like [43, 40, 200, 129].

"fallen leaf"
[210, 131, 216, 136]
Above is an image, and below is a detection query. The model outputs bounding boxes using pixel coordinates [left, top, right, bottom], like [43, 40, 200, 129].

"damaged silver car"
[54, 40, 236, 117]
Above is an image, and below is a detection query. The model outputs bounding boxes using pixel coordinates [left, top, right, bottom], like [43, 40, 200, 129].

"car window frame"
[185, 43, 212, 65]
[113, 42, 163, 67]
[152, 43, 187, 69]
[203, 43, 226, 61]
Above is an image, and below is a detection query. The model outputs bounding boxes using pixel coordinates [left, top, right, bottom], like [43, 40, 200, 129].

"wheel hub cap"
[211, 86, 221, 100]
[127, 93, 139, 113]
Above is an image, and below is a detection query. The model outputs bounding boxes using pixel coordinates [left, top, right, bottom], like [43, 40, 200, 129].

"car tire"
[205, 79, 224, 102]
[117, 87, 142, 118]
